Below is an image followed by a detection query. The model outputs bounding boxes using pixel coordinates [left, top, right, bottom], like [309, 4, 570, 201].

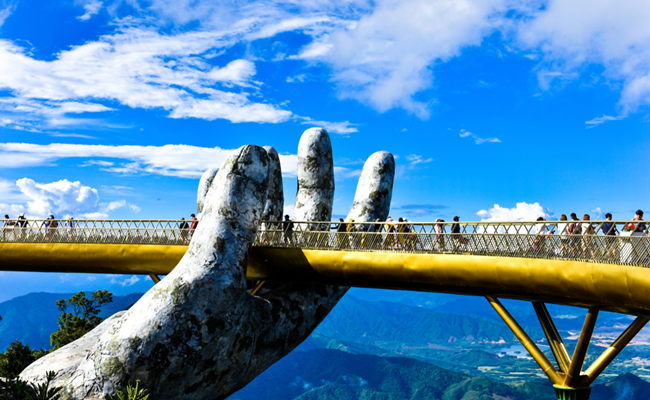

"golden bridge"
[2, 218, 650, 400]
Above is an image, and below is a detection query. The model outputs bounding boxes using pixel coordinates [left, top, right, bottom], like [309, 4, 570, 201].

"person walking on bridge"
[283, 215, 294, 246]
[179, 218, 190, 242]
[557, 214, 570, 256]
[452, 216, 466, 252]
[624, 210, 647, 263]
[16, 213, 26, 240]
[568, 213, 582, 257]
[335, 218, 347, 249]
[2, 214, 11, 241]
[600, 213, 618, 259]
[582, 214, 596, 258]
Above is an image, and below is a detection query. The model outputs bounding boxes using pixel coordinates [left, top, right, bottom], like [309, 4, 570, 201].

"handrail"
[1, 219, 648, 267]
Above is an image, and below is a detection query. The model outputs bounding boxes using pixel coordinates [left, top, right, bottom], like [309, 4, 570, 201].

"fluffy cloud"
[0, 143, 299, 178]
[0, 178, 137, 219]
[518, 0, 650, 117]
[77, 0, 103, 21]
[1, 0, 649, 127]
[308, 0, 515, 117]
[0, 28, 291, 128]
[477, 202, 552, 222]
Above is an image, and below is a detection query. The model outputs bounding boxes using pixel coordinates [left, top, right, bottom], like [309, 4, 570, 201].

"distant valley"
[2, 288, 650, 398]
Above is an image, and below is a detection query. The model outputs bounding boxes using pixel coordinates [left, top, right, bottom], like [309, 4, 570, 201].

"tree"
[50, 290, 113, 349]
[0, 340, 37, 379]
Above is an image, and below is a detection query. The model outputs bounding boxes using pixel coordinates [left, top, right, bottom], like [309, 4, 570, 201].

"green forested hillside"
[230, 349, 650, 400]
[229, 349, 555, 400]
[0, 292, 143, 350]
[315, 296, 517, 347]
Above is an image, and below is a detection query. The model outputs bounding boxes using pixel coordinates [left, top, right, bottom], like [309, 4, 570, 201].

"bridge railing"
[256, 220, 650, 268]
[1, 219, 649, 267]
[0, 219, 193, 245]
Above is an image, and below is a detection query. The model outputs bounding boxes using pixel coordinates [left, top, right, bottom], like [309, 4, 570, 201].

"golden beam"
[533, 302, 571, 374]
[486, 295, 563, 385]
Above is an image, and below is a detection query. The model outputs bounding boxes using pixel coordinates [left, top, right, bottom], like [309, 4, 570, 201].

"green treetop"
[50, 290, 113, 350]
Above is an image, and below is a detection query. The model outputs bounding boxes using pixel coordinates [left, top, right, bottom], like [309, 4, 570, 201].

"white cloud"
[80, 160, 114, 167]
[110, 275, 141, 287]
[406, 154, 433, 166]
[476, 202, 552, 222]
[312, 0, 515, 118]
[334, 166, 362, 179]
[517, 0, 650, 114]
[16, 179, 100, 218]
[2, 0, 647, 127]
[286, 74, 307, 83]
[299, 118, 359, 135]
[0, 3, 11, 28]
[0, 27, 291, 127]
[590, 207, 603, 220]
[585, 114, 623, 128]
[0, 142, 299, 178]
[458, 129, 500, 145]
[77, 1, 103, 21]
[0, 178, 138, 219]
[0, 178, 28, 203]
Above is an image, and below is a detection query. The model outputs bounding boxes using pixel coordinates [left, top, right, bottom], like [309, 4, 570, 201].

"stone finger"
[262, 146, 284, 222]
[347, 151, 395, 222]
[197, 167, 219, 217]
[293, 127, 334, 229]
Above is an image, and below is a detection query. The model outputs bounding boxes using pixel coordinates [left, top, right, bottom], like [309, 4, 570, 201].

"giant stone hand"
[21, 128, 395, 400]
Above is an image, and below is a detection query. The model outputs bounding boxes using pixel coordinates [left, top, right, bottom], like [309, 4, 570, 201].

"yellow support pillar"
[580, 316, 649, 387]
[533, 302, 572, 374]
[563, 308, 599, 388]
[486, 295, 563, 386]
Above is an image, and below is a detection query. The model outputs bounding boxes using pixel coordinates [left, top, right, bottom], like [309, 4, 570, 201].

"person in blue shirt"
[600, 213, 618, 259]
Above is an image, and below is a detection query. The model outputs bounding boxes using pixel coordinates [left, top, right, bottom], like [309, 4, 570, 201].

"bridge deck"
[2, 219, 650, 316]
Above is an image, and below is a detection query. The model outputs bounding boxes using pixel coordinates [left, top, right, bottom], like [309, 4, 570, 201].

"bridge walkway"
[2, 219, 650, 398]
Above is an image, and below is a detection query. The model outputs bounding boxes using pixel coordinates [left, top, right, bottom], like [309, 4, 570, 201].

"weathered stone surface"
[261, 146, 284, 222]
[20, 311, 126, 387]
[347, 151, 395, 222]
[197, 167, 219, 216]
[293, 128, 334, 228]
[48, 145, 271, 399]
[21, 132, 396, 400]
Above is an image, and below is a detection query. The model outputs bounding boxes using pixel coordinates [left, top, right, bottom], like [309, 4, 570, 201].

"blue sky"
[1, 0, 650, 300]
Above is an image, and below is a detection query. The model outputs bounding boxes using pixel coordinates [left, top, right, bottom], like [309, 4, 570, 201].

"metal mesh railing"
[255, 220, 650, 268]
[0, 219, 194, 245]
[1, 219, 649, 267]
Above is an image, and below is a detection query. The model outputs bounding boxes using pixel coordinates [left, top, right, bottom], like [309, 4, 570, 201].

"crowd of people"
[258, 211, 650, 261]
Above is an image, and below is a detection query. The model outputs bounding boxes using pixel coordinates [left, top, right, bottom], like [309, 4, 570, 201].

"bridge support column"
[487, 296, 650, 400]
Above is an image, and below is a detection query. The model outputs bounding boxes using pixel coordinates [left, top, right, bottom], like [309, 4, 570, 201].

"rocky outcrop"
[20, 129, 396, 400]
